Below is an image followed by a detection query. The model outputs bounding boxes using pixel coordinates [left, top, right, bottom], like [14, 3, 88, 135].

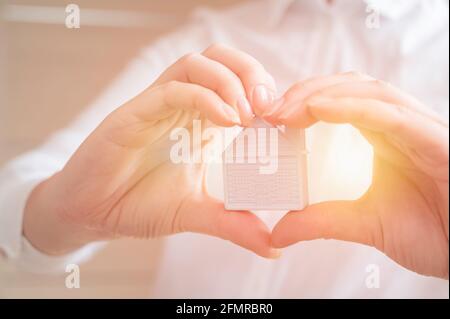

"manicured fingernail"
[252, 85, 275, 114]
[268, 248, 282, 259]
[237, 95, 254, 119]
[223, 104, 241, 125]
[307, 96, 333, 106]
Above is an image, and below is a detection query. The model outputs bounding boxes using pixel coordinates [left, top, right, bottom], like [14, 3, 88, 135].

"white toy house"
[223, 118, 308, 211]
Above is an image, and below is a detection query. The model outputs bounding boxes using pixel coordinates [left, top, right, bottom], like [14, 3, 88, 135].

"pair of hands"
[24, 44, 449, 279]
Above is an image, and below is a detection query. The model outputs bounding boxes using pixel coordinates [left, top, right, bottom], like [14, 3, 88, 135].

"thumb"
[180, 195, 282, 259]
[271, 200, 378, 249]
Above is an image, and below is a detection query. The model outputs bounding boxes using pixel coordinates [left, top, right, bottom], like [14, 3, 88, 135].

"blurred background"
[0, 0, 239, 298]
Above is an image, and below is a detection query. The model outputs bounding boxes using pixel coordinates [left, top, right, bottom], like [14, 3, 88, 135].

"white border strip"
[1, 4, 182, 28]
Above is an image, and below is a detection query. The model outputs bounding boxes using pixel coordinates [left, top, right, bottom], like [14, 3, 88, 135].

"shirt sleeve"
[0, 38, 182, 273]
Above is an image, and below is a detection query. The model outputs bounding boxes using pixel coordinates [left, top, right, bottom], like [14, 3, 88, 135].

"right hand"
[267, 72, 449, 278]
[23, 44, 280, 259]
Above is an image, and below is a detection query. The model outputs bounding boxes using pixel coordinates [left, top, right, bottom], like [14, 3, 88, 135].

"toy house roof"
[223, 117, 305, 159]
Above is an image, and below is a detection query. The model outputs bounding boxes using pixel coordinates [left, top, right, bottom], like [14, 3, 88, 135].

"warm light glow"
[323, 124, 374, 201]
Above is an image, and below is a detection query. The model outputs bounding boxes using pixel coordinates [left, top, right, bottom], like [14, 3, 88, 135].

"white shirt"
[0, 0, 448, 298]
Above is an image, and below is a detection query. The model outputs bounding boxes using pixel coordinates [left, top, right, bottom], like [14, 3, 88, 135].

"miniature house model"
[223, 118, 308, 211]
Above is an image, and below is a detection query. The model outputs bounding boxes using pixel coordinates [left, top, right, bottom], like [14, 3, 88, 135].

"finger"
[154, 52, 252, 125]
[305, 80, 447, 126]
[359, 129, 416, 169]
[126, 80, 241, 127]
[264, 71, 373, 126]
[180, 195, 281, 259]
[304, 97, 448, 157]
[203, 43, 277, 117]
[271, 200, 379, 249]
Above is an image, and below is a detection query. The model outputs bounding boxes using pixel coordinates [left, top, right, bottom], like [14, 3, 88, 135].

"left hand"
[23, 44, 279, 258]
[261, 72, 449, 279]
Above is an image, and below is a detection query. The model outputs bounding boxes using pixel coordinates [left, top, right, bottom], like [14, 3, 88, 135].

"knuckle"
[343, 70, 363, 77]
[240, 56, 265, 76]
[342, 71, 373, 80]
[285, 81, 307, 97]
[371, 79, 389, 89]
[204, 42, 226, 54]
[355, 105, 367, 123]
[191, 91, 202, 112]
[218, 67, 241, 84]
[244, 67, 268, 85]
[163, 80, 179, 94]
[221, 84, 242, 99]
[213, 71, 243, 96]
[292, 81, 305, 91]
[162, 80, 180, 106]
[390, 103, 409, 133]
[177, 52, 200, 66]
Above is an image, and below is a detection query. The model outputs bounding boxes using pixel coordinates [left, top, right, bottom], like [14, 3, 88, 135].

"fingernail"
[237, 95, 255, 120]
[307, 96, 333, 107]
[252, 85, 275, 115]
[223, 104, 241, 125]
[268, 248, 282, 259]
